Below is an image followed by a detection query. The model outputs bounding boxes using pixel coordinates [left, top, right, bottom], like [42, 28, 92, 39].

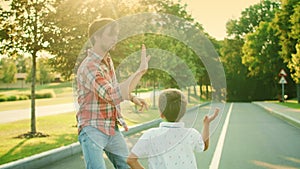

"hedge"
[0, 91, 55, 102]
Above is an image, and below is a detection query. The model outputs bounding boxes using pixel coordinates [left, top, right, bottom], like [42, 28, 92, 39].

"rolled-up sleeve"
[81, 62, 123, 106]
[94, 71, 123, 105]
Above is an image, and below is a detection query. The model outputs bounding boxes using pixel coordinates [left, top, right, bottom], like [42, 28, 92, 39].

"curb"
[0, 103, 210, 169]
[252, 102, 300, 129]
[0, 142, 81, 169]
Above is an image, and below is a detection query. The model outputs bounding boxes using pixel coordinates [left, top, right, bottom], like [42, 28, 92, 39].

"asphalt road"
[42, 102, 300, 169]
[218, 103, 300, 169]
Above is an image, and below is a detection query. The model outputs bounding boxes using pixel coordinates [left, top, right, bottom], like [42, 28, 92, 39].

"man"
[76, 18, 151, 169]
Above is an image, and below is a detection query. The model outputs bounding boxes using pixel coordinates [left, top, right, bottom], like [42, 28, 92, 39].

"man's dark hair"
[88, 18, 117, 45]
[158, 89, 187, 122]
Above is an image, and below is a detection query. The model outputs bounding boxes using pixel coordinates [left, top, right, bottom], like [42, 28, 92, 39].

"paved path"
[0, 103, 76, 124]
[0, 90, 161, 124]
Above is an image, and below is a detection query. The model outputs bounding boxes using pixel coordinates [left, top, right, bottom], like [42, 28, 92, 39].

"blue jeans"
[78, 126, 129, 169]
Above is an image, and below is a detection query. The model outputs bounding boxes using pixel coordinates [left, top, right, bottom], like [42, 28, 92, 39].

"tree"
[38, 57, 54, 85]
[291, 43, 300, 103]
[289, 2, 300, 103]
[1, 58, 17, 87]
[47, 0, 208, 94]
[242, 21, 284, 98]
[274, 0, 300, 103]
[0, 0, 56, 136]
[222, 0, 283, 101]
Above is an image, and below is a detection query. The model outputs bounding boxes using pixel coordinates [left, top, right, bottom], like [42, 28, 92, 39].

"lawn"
[276, 99, 300, 109]
[0, 112, 78, 165]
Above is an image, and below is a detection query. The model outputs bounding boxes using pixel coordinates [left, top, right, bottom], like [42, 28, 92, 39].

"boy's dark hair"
[158, 89, 187, 122]
[88, 18, 117, 45]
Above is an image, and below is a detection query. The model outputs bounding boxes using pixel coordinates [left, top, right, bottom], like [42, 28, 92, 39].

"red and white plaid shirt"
[76, 50, 125, 135]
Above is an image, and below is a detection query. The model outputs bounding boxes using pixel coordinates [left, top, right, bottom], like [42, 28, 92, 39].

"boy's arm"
[127, 153, 145, 169]
[202, 108, 219, 151]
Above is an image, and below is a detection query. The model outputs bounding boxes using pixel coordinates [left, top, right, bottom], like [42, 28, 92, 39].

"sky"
[178, 0, 261, 40]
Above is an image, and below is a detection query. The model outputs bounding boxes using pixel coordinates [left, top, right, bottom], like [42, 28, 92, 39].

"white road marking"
[209, 103, 234, 169]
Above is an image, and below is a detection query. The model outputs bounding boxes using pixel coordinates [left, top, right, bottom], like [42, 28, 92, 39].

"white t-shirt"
[131, 122, 204, 169]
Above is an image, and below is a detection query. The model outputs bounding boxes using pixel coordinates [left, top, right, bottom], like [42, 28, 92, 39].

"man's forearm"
[119, 70, 145, 100]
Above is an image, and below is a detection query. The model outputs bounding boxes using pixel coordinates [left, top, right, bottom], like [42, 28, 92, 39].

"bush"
[29, 91, 56, 99]
[18, 95, 29, 100]
[0, 91, 55, 102]
[7, 95, 17, 101]
[0, 96, 7, 102]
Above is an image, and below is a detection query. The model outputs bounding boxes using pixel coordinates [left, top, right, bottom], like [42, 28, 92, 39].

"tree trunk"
[297, 83, 300, 104]
[188, 87, 191, 102]
[31, 52, 37, 134]
[206, 84, 209, 100]
[193, 85, 197, 96]
[152, 82, 156, 108]
[199, 81, 203, 100]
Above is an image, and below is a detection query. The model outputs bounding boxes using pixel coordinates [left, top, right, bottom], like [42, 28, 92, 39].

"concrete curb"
[0, 142, 81, 169]
[253, 102, 300, 129]
[0, 103, 210, 169]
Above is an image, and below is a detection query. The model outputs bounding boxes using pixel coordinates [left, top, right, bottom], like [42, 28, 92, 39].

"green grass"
[276, 100, 300, 109]
[0, 82, 73, 93]
[0, 104, 169, 165]
[0, 82, 74, 111]
[0, 82, 73, 97]
[0, 112, 78, 165]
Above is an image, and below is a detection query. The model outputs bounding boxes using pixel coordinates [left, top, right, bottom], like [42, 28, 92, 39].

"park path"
[0, 103, 76, 124]
[0, 90, 160, 124]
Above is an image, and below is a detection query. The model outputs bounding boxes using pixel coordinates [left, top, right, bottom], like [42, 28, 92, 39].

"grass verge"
[0, 112, 78, 165]
[277, 100, 300, 109]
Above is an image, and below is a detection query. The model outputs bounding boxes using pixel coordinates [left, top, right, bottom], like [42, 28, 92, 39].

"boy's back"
[131, 121, 204, 169]
[127, 89, 219, 169]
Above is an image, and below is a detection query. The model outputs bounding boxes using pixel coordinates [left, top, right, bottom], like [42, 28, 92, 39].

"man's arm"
[127, 153, 145, 169]
[119, 44, 150, 100]
[202, 108, 219, 151]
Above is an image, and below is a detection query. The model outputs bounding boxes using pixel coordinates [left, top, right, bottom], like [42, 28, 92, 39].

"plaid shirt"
[76, 50, 125, 135]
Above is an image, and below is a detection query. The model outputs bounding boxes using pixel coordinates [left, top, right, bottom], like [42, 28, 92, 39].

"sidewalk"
[0, 90, 160, 124]
[0, 103, 75, 124]
[253, 101, 300, 128]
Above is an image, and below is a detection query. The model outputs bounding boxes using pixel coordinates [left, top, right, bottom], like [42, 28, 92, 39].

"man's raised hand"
[138, 44, 151, 74]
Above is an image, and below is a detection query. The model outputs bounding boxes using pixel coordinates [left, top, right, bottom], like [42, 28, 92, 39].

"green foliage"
[288, 2, 300, 84]
[221, 0, 295, 101]
[0, 58, 17, 84]
[242, 21, 283, 96]
[0, 91, 55, 102]
[44, 0, 209, 88]
[226, 0, 280, 39]
[290, 43, 300, 83]
[274, 0, 299, 63]
[0, 0, 59, 133]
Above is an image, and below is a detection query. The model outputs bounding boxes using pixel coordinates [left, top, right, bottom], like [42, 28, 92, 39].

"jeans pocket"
[78, 130, 87, 143]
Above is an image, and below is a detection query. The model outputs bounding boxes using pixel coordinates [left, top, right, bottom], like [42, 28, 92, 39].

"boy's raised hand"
[203, 108, 219, 124]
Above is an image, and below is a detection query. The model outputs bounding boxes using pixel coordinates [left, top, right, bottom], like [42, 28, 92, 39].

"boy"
[127, 88, 219, 169]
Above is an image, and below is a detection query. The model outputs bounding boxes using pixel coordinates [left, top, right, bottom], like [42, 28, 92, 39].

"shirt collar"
[88, 49, 104, 61]
[88, 49, 112, 65]
[159, 122, 185, 128]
